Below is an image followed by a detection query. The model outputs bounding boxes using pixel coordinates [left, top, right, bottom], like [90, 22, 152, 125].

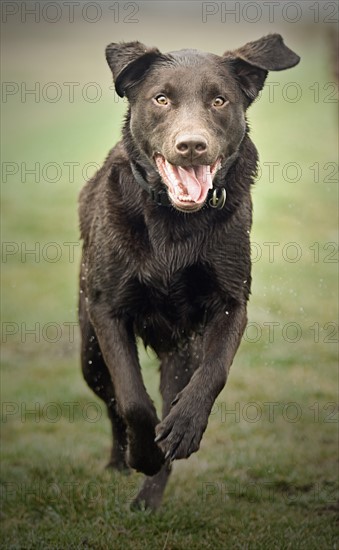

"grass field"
[1, 16, 338, 550]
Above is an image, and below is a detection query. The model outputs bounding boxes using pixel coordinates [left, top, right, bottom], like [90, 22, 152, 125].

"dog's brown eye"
[155, 94, 169, 105]
[213, 96, 227, 107]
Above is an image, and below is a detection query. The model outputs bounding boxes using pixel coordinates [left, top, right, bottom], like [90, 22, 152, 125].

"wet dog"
[78, 35, 299, 509]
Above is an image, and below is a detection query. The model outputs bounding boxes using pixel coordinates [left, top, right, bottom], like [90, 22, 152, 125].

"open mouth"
[154, 155, 221, 212]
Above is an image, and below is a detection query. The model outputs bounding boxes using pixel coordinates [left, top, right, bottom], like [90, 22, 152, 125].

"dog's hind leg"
[79, 290, 129, 471]
[132, 338, 201, 510]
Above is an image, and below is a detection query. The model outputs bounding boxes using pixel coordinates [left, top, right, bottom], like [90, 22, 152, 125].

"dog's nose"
[175, 135, 208, 158]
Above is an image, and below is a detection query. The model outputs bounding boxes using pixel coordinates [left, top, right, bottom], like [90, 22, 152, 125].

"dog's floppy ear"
[106, 41, 162, 98]
[225, 34, 300, 104]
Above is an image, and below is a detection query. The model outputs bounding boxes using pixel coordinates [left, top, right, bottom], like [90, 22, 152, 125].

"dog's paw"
[127, 434, 165, 476]
[125, 407, 165, 476]
[154, 398, 209, 461]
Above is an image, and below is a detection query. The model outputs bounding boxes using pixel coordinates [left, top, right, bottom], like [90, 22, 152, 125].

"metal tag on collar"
[209, 188, 226, 209]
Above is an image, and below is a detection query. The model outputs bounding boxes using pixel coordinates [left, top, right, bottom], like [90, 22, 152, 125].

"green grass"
[1, 28, 338, 549]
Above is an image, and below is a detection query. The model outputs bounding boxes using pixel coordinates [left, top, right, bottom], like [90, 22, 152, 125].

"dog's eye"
[213, 96, 227, 107]
[154, 94, 169, 105]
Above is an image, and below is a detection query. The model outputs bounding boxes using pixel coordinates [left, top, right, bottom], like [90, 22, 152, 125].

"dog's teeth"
[178, 195, 193, 202]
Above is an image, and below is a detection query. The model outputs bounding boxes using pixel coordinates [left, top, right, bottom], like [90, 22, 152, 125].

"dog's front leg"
[89, 308, 165, 475]
[155, 303, 247, 461]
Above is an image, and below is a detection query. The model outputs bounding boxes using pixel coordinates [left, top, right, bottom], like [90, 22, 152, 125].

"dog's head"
[106, 35, 300, 212]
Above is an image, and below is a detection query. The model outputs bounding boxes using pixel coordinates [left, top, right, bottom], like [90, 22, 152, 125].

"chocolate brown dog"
[78, 35, 299, 510]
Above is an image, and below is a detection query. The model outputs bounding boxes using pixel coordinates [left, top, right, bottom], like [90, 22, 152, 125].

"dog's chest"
[132, 260, 217, 349]
[106, 211, 230, 345]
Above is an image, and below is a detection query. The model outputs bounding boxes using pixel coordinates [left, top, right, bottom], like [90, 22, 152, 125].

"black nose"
[175, 134, 208, 158]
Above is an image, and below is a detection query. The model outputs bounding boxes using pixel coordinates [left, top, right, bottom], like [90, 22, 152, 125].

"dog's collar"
[130, 161, 227, 210]
[130, 161, 172, 206]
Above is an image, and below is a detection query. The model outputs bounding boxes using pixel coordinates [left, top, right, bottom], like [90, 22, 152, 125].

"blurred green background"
[1, 1, 338, 548]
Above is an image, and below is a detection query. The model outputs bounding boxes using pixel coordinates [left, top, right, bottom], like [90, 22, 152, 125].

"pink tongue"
[176, 165, 213, 202]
